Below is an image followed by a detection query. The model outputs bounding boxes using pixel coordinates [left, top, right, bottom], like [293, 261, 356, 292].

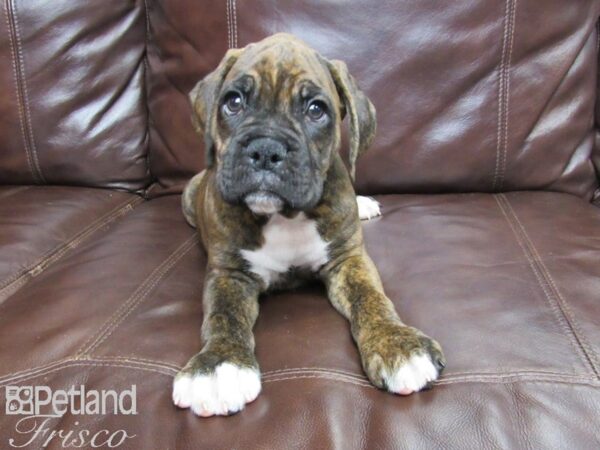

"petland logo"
[4, 385, 137, 448]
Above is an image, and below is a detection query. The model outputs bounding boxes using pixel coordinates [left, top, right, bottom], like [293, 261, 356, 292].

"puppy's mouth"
[244, 191, 285, 215]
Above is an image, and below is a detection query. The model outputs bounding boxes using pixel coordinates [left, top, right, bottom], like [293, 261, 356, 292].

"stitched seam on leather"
[262, 370, 368, 383]
[0, 185, 32, 200]
[442, 368, 587, 377]
[0, 359, 72, 384]
[438, 373, 598, 385]
[4, 0, 33, 180]
[263, 366, 365, 378]
[264, 374, 375, 388]
[0, 195, 139, 288]
[262, 367, 591, 379]
[495, 194, 593, 372]
[502, 194, 600, 376]
[0, 362, 177, 388]
[264, 373, 598, 385]
[76, 234, 198, 356]
[494, 194, 596, 375]
[499, 0, 517, 189]
[0, 363, 364, 386]
[0, 196, 142, 291]
[11, 1, 45, 183]
[81, 235, 198, 353]
[226, 0, 232, 49]
[232, 0, 238, 48]
[4, 364, 598, 390]
[0, 197, 143, 302]
[262, 374, 370, 387]
[262, 374, 600, 388]
[493, 0, 517, 191]
[500, 194, 600, 377]
[90, 356, 181, 370]
[80, 357, 178, 373]
[0, 356, 179, 385]
[5, 0, 45, 183]
[262, 373, 592, 384]
[76, 235, 197, 355]
[0, 356, 597, 387]
[4, 0, 36, 182]
[492, 0, 509, 190]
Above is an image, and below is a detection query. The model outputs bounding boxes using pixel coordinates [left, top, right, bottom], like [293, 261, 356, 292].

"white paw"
[356, 196, 381, 220]
[382, 354, 439, 395]
[172, 363, 261, 417]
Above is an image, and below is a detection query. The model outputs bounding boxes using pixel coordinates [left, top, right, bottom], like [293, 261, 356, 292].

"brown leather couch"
[1, 1, 600, 448]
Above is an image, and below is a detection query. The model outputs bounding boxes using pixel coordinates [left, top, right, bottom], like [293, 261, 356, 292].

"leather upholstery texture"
[1, 193, 599, 448]
[145, 0, 600, 198]
[0, 0, 149, 190]
[1, 0, 599, 448]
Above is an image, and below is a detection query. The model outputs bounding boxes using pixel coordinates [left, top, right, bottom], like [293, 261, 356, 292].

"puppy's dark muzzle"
[217, 131, 322, 212]
[242, 137, 288, 172]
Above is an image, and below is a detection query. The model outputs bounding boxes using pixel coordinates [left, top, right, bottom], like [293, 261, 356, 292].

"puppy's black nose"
[243, 137, 287, 171]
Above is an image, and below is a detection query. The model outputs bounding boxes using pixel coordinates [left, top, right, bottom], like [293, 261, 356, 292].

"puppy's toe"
[359, 323, 445, 395]
[383, 353, 440, 395]
[356, 196, 382, 220]
[172, 374, 194, 408]
[172, 363, 261, 417]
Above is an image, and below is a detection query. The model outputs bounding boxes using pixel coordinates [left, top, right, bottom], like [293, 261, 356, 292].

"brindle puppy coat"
[173, 33, 445, 417]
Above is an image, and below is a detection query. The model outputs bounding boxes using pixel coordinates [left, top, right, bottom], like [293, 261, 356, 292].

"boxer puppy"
[173, 33, 445, 417]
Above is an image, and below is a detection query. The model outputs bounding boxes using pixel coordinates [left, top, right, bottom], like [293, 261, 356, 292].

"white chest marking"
[240, 213, 329, 287]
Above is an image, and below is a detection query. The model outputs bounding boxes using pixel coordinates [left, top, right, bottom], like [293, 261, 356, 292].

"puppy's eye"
[306, 100, 327, 121]
[223, 92, 244, 116]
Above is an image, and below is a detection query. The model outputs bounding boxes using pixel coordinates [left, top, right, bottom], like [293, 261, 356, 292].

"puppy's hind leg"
[182, 170, 206, 228]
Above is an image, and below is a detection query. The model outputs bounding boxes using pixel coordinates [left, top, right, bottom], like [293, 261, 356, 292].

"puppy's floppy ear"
[189, 49, 241, 168]
[326, 59, 377, 181]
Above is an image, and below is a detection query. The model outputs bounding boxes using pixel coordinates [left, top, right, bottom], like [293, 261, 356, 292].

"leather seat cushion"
[0, 186, 140, 303]
[1, 191, 598, 447]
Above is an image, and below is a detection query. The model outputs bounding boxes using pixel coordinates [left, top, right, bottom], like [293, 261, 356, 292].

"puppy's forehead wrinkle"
[228, 75, 254, 93]
[229, 37, 335, 100]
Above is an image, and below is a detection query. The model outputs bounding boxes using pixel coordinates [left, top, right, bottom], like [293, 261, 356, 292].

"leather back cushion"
[1, 1, 598, 197]
[146, 0, 600, 199]
[594, 48, 600, 204]
[0, 0, 149, 191]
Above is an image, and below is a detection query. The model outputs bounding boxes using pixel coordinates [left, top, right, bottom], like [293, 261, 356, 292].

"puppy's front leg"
[323, 252, 445, 394]
[173, 270, 261, 417]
